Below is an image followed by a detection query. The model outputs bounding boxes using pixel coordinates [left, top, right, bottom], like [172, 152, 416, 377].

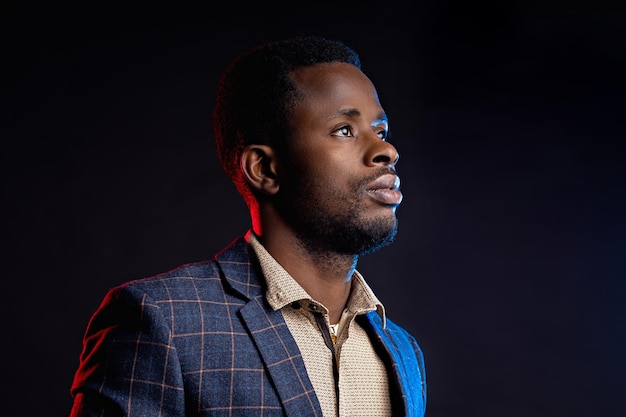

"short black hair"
[212, 35, 361, 205]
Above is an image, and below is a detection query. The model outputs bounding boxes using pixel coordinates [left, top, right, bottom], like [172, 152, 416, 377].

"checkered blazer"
[70, 237, 426, 416]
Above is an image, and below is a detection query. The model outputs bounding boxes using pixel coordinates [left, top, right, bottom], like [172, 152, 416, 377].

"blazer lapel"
[360, 312, 427, 417]
[240, 298, 323, 417]
[216, 237, 323, 417]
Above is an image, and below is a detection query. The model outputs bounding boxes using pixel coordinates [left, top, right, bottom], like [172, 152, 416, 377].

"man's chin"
[355, 217, 398, 256]
[357, 228, 397, 256]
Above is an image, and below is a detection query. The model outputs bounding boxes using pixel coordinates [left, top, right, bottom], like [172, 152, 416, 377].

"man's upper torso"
[70, 235, 426, 416]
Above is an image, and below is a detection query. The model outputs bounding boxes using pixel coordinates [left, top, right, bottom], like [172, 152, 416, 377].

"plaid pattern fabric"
[70, 237, 426, 416]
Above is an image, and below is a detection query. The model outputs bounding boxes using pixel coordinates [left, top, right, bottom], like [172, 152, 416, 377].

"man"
[70, 36, 427, 416]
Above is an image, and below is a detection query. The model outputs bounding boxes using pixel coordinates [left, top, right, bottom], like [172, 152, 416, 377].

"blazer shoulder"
[365, 313, 423, 355]
[113, 236, 260, 302]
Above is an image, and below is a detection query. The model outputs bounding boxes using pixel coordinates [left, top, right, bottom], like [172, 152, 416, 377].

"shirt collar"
[245, 230, 386, 327]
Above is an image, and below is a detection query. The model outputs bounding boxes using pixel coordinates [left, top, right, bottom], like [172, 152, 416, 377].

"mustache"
[355, 167, 399, 189]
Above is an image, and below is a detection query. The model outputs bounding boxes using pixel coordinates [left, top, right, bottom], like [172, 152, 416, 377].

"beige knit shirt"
[246, 231, 392, 416]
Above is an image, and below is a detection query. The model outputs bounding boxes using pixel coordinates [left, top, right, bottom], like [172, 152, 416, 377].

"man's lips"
[366, 174, 403, 205]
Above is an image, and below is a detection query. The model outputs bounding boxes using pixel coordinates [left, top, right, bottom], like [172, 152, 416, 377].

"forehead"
[289, 62, 385, 119]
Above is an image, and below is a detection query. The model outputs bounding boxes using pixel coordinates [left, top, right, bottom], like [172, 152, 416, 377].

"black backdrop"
[2, 2, 624, 416]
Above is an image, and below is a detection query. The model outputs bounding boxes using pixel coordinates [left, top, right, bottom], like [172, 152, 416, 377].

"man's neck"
[256, 230, 357, 324]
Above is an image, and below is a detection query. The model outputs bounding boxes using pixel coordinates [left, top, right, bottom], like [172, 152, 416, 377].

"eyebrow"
[335, 108, 388, 124]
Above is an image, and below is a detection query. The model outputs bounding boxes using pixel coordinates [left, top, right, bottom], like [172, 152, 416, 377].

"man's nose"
[366, 138, 399, 167]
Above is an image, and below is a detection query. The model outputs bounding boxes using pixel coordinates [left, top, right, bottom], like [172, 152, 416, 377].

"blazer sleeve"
[70, 284, 185, 417]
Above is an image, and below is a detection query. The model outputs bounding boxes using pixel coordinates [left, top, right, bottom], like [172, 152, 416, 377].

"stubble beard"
[283, 174, 399, 257]
[299, 210, 398, 257]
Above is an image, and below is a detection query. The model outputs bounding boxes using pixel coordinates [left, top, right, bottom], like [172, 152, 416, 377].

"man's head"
[213, 36, 401, 256]
[213, 36, 361, 206]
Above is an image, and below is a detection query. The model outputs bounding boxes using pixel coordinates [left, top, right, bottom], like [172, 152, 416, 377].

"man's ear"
[240, 144, 280, 195]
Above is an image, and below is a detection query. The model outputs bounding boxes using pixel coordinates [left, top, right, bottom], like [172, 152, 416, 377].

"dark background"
[2, 1, 624, 416]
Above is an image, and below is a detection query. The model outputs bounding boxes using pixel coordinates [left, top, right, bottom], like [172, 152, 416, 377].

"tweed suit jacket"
[70, 236, 427, 417]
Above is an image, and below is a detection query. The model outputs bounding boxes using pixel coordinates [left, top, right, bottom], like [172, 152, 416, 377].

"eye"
[331, 125, 354, 138]
[376, 129, 389, 141]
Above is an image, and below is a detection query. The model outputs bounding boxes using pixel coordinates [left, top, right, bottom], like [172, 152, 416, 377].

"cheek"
[308, 147, 355, 176]
[284, 144, 362, 193]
